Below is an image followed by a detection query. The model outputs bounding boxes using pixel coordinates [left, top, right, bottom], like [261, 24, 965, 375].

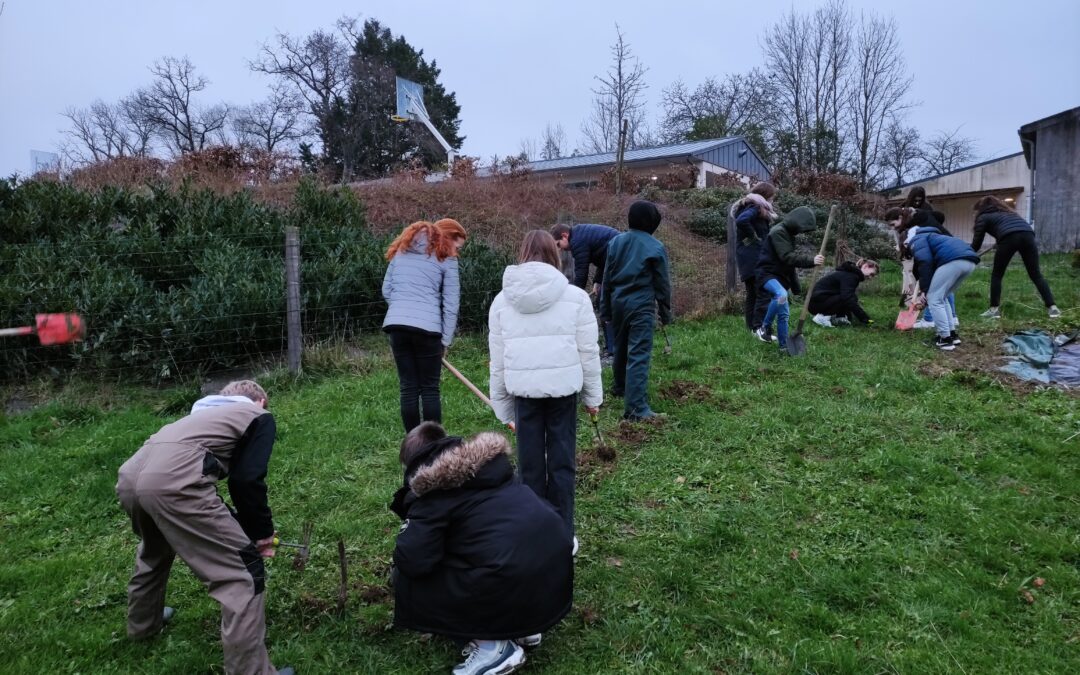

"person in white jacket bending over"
[489, 230, 603, 549]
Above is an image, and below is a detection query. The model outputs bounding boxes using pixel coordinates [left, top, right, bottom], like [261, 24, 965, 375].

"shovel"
[786, 205, 836, 357]
[273, 521, 312, 571]
[442, 357, 516, 433]
[0, 313, 85, 345]
[660, 324, 672, 355]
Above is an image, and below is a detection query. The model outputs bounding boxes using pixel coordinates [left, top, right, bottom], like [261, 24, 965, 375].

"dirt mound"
[658, 379, 713, 403]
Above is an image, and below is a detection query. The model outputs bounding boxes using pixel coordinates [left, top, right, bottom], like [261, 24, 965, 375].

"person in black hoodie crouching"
[390, 422, 572, 675]
[809, 259, 879, 328]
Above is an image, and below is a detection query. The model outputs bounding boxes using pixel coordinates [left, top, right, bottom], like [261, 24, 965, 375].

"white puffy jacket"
[488, 261, 603, 424]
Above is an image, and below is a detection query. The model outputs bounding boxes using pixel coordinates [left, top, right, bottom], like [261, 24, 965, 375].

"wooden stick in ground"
[336, 538, 348, 614]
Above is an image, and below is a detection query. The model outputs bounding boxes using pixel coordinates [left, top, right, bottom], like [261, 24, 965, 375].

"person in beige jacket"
[115, 380, 293, 675]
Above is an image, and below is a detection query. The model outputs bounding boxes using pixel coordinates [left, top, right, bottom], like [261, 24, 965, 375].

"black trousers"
[743, 278, 758, 330]
[990, 231, 1055, 307]
[388, 330, 443, 432]
[750, 278, 772, 331]
[515, 394, 577, 535]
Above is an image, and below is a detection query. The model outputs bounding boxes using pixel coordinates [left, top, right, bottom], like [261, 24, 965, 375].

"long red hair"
[385, 218, 467, 261]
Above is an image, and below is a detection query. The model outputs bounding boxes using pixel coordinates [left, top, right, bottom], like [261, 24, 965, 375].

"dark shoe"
[949, 332, 961, 345]
[600, 355, 614, 368]
[622, 411, 667, 423]
[610, 388, 624, 398]
[934, 336, 955, 351]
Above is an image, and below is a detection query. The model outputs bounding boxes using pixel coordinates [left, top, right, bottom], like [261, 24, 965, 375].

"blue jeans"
[761, 279, 790, 347]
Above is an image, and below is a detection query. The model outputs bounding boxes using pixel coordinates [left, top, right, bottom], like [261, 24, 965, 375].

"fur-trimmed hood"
[409, 432, 513, 496]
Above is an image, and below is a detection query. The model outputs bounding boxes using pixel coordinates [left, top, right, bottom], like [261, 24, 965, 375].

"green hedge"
[0, 179, 509, 381]
[666, 186, 896, 262]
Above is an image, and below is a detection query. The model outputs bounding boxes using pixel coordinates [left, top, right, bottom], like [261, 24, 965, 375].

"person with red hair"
[382, 219, 467, 431]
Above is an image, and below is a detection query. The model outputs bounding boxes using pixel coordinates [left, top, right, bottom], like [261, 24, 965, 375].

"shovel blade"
[35, 313, 85, 346]
[786, 333, 807, 356]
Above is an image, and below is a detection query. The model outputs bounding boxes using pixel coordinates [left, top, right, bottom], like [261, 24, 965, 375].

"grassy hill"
[0, 256, 1076, 673]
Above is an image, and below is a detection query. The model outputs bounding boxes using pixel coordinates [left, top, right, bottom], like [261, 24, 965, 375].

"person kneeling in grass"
[390, 422, 573, 675]
[809, 258, 879, 327]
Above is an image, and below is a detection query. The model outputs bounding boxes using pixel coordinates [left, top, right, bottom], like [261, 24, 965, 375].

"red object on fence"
[0, 313, 86, 345]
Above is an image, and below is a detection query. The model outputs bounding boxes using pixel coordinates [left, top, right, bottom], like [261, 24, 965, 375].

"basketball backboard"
[395, 77, 428, 122]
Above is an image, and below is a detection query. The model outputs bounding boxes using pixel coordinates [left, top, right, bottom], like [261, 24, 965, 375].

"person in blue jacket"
[905, 222, 980, 351]
[730, 182, 779, 332]
[551, 222, 621, 359]
[600, 201, 673, 421]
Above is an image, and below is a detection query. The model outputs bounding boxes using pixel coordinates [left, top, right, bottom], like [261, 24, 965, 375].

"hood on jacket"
[410, 432, 512, 496]
[501, 261, 569, 315]
[729, 193, 778, 221]
[190, 395, 260, 414]
[836, 260, 865, 279]
[781, 206, 817, 234]
[628, 200, 662, 233]
[407, 231, 430, 255]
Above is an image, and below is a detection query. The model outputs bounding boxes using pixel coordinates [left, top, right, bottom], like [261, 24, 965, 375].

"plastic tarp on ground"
[1000, 330, 1080, 387]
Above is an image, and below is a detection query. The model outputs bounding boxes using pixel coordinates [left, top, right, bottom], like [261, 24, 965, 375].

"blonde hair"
[856, 258, 880, 273]
[220, 380, 267, 403]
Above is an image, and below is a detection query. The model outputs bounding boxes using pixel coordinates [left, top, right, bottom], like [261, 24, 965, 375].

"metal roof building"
[488, 137, 772, 188]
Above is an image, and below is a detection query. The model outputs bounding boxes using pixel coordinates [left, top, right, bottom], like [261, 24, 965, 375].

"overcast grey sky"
[1, 0, 1077, 176]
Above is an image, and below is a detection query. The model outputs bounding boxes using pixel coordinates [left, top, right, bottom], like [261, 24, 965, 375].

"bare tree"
[581, 24, 648, 154]
[659, 71, 775, 145]
[517, 136, 538, 161]
[880, 120, 922, 187]
[250, 20, 352, 142]
[60, 99, 155, 164]
[921, 127, 977, 176]
[539, 122, 567, 160]
[130, 56, 228, 155]
[763, 8, 810, 167]
[847, 11, 913, 189]
[232, 85, 306, 153]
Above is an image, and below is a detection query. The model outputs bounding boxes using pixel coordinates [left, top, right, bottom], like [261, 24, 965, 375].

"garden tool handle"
[0, 326, 35, 338]
[797, 205, 836, 325]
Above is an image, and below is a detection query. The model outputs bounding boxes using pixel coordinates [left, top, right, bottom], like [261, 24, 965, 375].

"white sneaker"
[515, 634, 542, 648]
[1049, 305, 1061, 319]
[981, 307, 1000, 319]
[572, 536, 579, 557]
[812, 314, 833, 328]
[952, 316, 960, 328]
[453, 640, 525, 675]
[913, 319, 935, 330]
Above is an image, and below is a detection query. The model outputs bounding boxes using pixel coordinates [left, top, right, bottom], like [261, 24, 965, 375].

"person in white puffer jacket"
[489, 230, 603, 544]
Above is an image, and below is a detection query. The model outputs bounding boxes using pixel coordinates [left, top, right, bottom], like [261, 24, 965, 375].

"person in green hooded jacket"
[600, 201, 673, 421]
[753, 206, 824, 351]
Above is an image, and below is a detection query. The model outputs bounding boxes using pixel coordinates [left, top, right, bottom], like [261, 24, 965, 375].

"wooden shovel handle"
[796, 205, 837, 327]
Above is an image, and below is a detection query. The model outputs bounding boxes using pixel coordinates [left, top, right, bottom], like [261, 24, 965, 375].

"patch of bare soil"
[658, 379, 713, 403]
[353, 582, 391, 605]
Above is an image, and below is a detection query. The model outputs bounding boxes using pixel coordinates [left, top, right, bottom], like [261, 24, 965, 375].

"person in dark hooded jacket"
[809, 259, 879, 327]
[970, 195, 1060, 319]
[600, 201, 673, 421]
[753, 206, 824, 350]
[730, 182, 779, 331]
[391, 422, 572, 675]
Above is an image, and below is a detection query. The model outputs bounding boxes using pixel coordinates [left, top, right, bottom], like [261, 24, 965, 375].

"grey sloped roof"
[527, 137, 739, 172]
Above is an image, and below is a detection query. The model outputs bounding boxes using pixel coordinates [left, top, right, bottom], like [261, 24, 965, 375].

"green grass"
[1, 255, 1077, 674]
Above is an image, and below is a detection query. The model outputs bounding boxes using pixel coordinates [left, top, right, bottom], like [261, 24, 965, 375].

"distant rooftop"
[526, 137, 740, 173]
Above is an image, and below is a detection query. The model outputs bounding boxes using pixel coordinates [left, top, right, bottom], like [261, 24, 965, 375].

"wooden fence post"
[285, 226, 302, 374]
[725, 212, 738, 293]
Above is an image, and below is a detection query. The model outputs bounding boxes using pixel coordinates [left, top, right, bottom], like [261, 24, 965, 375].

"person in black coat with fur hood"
[730, 182, 779, 331]
[808, 259, 879, 327]
[390, 422, 572, 675]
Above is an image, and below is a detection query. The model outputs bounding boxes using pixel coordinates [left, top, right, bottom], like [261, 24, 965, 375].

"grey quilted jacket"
[381, 234, 461, 347]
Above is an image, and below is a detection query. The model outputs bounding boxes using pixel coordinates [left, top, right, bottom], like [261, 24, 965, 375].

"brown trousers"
[117, 444, 276, 675]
